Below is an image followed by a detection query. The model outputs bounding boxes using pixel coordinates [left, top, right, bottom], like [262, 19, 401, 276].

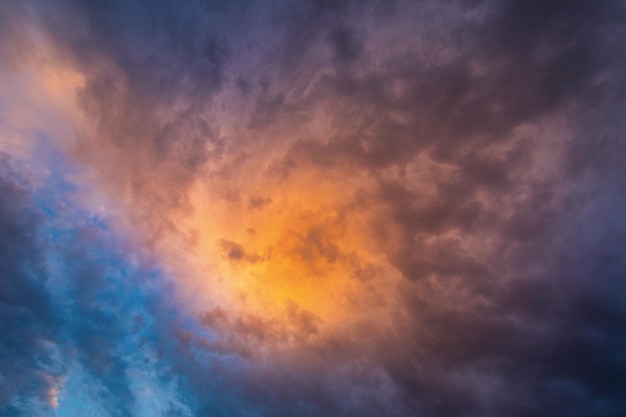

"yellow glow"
[180, 164, 393, 333]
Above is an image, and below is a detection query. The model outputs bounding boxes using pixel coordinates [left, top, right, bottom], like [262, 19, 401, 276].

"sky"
[1, 0, 626, 416]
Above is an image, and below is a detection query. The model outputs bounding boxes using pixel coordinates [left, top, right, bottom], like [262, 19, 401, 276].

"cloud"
[0, 154, 64, 416]
[0, 153, 197, 415]
[219, 239, 263, 263]
[2, 0, 626, 416]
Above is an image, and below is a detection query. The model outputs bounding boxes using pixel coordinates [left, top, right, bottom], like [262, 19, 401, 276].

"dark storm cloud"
[3, 0, 626, 416]
[270, 0, 623, 180]
[375, 209, 626, 417]
[328, 25, 363, 63]
[358, 3, 626, 415]
[246, 1, 626, 416]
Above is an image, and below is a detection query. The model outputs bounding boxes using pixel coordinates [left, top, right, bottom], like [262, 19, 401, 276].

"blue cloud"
[0, 152, 198, 416]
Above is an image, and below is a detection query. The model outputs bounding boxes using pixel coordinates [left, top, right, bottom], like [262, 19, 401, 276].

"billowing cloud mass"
[2, 0, 626, 416]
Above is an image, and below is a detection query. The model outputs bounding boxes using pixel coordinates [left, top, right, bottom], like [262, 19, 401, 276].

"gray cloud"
[3, 0, 626, 416]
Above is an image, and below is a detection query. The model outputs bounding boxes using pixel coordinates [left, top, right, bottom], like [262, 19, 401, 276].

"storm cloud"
[2, 0, 626, 416]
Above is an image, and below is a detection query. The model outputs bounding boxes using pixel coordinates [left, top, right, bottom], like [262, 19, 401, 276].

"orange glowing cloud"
[178, 159, 400, 341]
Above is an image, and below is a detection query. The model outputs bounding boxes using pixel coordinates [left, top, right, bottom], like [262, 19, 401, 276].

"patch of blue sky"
[10, 138, 197, 416]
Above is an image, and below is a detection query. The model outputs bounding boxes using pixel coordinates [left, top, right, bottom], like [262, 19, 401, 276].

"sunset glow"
[2, 1, 626, 416]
